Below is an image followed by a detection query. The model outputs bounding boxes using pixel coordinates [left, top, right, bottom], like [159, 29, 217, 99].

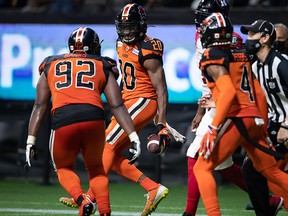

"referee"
[241, 20, 288, 215]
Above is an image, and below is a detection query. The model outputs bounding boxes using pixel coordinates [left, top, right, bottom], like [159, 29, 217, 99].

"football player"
[183, 1, 283, 215]
[194, 12, 288, 216]
[25, 27, 141, 216]
[183, 1, 247, 215]
[59, 3, 170, 216]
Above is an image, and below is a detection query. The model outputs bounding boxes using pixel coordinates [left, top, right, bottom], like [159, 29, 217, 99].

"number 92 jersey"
[39, 53, 118, 113]
[116, 35, 164, 101]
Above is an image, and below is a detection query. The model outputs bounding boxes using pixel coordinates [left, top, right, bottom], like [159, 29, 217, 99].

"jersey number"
[119, 59, 136, 90]
[151, 39, 163, 51]
[55, 60, 95, 90]
[240, 65, 254, 102]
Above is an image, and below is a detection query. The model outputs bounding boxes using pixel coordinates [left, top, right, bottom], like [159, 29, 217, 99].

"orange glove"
[199, 125, 219, 159]
[157, 123, 171, 149]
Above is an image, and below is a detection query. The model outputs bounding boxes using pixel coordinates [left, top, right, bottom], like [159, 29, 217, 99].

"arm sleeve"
[211, 75, 236, 128]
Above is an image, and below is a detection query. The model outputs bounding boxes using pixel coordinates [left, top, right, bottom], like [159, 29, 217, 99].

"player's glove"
[128, 132, 141, 165]
[24, 135, 38, 172]
[157, 123, 171, 149]
[166, 122, 186, 143]
[199, 125, 218, 159]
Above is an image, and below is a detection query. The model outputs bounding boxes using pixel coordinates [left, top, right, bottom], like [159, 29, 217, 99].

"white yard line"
[0, 208, 209, 216]
[0, 208, 207, 216]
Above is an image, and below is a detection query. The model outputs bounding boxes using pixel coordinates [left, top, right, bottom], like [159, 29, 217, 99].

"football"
[147, 134, 164, 155]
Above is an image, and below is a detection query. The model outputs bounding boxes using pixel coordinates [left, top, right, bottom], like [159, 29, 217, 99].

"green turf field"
[0, 179, 286, 216]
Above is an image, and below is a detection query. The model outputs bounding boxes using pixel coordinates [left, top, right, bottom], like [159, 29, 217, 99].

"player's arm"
[191, 105, 205, 132]
[28, 72, 51, 137]
[25, 72, 51, 170]
[104, 72, 140, 164]
[145, 58, 168, 124]
[207, 65, 236, 128]
[104, 71, 136, 135]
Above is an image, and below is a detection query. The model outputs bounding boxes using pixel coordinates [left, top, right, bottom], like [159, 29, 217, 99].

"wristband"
[27, 135, 36, 145]
[208, 125, 219, 130]
[157, 123, 166, 132]
[280, 125, 288, 130]
[129, 132, 139, 142]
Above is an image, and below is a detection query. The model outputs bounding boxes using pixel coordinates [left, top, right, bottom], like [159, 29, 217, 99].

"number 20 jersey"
[116, 35, 164, 101]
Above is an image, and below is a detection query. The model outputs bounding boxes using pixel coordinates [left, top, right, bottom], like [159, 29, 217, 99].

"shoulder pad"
[101, 56, 119, 79]
[39, 55, 66, 76]
[102, 56, 117, 67]
[139, 38, 164, 56]
[202, 47, 226, 63]
[38, 56, 52, 75]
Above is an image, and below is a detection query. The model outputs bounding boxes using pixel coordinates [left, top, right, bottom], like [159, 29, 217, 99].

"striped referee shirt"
[252, 49, 288, 123]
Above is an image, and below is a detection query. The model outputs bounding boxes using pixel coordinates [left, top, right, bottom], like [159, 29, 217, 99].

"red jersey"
[116, 35, 164, 101]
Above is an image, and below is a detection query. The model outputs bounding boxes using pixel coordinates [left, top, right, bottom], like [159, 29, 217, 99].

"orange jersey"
[116, 35, 164, 101]
[200, 47, 262, 118]
[39, 53, 118, 113]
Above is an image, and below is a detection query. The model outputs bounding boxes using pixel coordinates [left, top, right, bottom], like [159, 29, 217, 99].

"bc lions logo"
[138, 6, 146, 20]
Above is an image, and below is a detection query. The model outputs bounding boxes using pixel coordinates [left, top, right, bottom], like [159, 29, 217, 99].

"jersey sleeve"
[38, 56, 51, 76]
[138, 38, 164, 67]
[101, 56, 120, 80]
[200, 47, 227, 82]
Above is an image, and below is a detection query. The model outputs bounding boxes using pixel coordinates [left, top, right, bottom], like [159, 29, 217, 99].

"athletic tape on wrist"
[129, 132, 139, 142]
[27, 135, 36, 145]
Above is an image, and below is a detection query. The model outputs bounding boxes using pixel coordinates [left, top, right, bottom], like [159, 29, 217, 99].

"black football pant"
[241, 121, 283, 216]
[242, 157, 271, 216]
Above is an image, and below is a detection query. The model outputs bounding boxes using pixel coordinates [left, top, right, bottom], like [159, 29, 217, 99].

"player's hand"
[277, 126, 288, 145]
[199, 125, 218, 159]
[25, 144, 38, 172]
[190, 108, 205, 132]
[198, 94, 215, 108]
[166, 122, 186, 143]
[128, 139, 141, 165]
[157, 123, 171, 148]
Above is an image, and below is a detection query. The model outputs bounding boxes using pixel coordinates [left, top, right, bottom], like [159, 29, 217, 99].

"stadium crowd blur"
[0, 0, 288, 14]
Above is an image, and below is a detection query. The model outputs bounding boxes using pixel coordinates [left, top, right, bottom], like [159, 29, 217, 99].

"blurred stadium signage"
[0, 24, 242, 103]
